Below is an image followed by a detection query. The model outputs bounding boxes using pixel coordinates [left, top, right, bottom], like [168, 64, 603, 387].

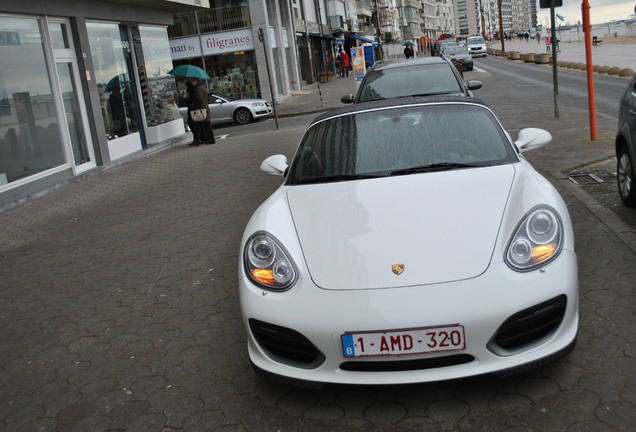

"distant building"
[453, 0, 537, 40]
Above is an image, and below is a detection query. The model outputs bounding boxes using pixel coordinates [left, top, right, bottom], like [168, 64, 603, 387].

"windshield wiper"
[296, 173, 385, 184]
[390, 162, 478, 176]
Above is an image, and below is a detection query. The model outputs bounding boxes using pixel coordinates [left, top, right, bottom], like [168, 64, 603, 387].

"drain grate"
[568, 173, 604, 185]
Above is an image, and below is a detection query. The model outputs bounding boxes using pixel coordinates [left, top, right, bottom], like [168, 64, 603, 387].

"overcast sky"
[536, 0, 636, 27]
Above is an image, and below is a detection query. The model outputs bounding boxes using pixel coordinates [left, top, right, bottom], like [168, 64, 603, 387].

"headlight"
[252, 102, 265, 107]
[505, 207, 563, 271]
[244, 232, 297, 291]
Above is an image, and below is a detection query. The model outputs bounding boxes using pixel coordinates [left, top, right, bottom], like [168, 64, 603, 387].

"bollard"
[317, 83, 325, 108]
[452, 59, 463, 78]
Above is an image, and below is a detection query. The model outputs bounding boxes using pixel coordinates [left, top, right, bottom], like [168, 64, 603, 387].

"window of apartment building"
[168, 0, 251, 38]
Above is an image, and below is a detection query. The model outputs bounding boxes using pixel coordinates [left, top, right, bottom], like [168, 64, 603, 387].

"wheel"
[234, 107, 253, 125]
[617, 144, 636, 207]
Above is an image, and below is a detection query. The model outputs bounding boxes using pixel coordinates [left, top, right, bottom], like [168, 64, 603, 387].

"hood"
[287, 165, 515, 290]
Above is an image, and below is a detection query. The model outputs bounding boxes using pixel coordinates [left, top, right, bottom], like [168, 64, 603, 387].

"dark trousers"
[188, 113, 215, 145]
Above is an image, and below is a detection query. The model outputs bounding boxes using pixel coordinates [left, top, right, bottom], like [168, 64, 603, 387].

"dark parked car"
[341, 57, 482, 104]
[616, 73, 636, 207]
[442, 45, 474, 71]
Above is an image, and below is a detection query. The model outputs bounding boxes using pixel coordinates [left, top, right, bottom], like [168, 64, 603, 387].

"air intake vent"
[340, 354, 474, 372]
[489, 295, 567, 355]
[249, 319, 325, 369]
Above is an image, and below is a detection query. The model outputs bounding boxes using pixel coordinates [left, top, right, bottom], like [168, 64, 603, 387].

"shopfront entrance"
[0, 15, 94, 188]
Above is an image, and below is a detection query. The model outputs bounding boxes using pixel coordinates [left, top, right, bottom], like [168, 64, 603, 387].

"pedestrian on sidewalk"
[186, 77, 215, 146]
[339, 50, 350, 77]
[545, 37, 551, 52]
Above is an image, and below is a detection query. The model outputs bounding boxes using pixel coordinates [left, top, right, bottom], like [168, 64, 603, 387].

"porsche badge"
[392, 264, 405, 275]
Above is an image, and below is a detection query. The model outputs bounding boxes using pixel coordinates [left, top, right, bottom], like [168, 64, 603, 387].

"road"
[473, 55, 626, 118]
[465, 55, 636, 233]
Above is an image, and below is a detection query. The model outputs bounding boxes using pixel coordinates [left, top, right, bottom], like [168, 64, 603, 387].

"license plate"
[341, 325, 465, 358]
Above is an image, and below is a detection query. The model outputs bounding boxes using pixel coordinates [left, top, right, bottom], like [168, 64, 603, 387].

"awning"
[309, 33, 335, 40]
[349, 35, 377, 44]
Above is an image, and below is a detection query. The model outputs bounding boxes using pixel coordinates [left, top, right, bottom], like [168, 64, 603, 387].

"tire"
[617, 144, 636, 207]
[234, 107, 253, 125]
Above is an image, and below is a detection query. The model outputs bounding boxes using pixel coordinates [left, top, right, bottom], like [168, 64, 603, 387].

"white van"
[466, 36, 487, 57]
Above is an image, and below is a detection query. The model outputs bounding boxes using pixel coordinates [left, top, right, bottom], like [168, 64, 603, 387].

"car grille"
[249, 319, 326, 368]
[340, 354, 474, 372]
[488, 295, 567, 355]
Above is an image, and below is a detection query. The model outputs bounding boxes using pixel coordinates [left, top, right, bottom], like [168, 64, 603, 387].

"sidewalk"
[489, 36, 636, 70]
[276, 72, 358, 118]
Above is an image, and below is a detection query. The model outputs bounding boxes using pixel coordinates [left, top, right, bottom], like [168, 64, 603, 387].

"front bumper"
[469, 48, 487, 57]
[240, 252, 579, 386]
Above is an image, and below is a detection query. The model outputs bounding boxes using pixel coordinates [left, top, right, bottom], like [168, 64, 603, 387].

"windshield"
[445, 46, 469, 56]
[467, 37, 485, 45]
[210, 93, 237, 101]
[287, 104, 518, 185]
[356, 63, 464, 102]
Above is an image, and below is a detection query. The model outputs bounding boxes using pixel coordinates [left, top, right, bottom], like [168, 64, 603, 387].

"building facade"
[0, 0, 209, 213]
[168, 0, 303, 104]
[453, 0, 537, 40]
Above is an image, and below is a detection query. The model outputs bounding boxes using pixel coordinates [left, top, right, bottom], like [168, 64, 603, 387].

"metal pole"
[259, 28, 279, 130]
[582, 0, 597, 139]
[550, 0, 559, 118]
[497, 0, 505, 55]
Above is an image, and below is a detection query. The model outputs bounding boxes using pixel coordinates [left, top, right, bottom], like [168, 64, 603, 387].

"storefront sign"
[351, 47, 366, 85]
[170, 36, 202, 60]
[203, 29, 254, 55]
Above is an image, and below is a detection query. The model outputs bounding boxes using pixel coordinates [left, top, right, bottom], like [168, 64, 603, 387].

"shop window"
[132, 26, 180, 127]
[201, 51, 261, 100]
[0, 16, 66, 186]
[87, 23, 142, 141]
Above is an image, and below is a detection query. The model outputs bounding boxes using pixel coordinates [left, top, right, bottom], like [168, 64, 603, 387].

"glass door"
[55, 61, 94, 171]
[48, 18, 95, 174]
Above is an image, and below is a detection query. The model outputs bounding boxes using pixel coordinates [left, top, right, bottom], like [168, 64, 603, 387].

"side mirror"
[260, 154, 288, 176]
[341, 94, 354, 104]
[515, 128, 552, 153]
[466, 80, 482, 90]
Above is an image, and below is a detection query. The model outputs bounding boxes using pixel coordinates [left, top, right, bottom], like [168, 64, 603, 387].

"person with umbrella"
[186, 77, 215, 146]
[168, 65, 215, 146]
[403, 42, 414, 59]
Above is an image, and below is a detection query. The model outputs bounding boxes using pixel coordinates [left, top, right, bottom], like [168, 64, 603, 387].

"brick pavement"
[0, 45, 635, 431]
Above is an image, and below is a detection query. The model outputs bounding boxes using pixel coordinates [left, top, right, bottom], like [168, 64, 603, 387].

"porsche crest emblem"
[392, 264, 405, 275]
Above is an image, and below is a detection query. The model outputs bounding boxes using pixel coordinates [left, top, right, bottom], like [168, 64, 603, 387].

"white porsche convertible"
[239, 96, 579, 387]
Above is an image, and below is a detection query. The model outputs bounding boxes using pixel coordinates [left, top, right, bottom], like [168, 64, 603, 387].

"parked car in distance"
[466, 36, 487, 57]
[442, 44, 474, 71]
[616, 73, 636, 207]
[435, 39, 458, 56]
[437, 42, 460, 56]
[240, 96, 579, 387]
[179, 93, 272, 126]
[341, 57, 482, 104]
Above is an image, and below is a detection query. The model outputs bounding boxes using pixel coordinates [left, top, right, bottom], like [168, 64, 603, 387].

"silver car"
[466, 36, 487, 58]
[180, 93, 272, 125]
[616, 73, 636, 207]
